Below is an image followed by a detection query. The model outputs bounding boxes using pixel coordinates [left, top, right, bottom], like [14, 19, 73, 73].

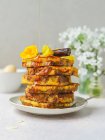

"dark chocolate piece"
[53, 48, 71, 56]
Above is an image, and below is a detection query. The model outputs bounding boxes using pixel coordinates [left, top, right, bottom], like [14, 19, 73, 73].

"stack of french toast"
[20, 45, 79, 108]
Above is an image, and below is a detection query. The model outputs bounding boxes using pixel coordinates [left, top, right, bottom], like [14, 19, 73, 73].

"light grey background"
[0, 0, 105, 68]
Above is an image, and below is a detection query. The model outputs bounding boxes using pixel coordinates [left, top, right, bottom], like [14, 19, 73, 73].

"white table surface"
[0, 88, 105, 140]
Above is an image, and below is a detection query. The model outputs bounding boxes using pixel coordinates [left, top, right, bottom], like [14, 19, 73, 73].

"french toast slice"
[26, 83, 79, 94]
[22, 75, 71, 86]
[27, 66, 78, 76]
[25, 92, 74, 103]
[20, 96, 74, 108]
[22, 56, 74, 67]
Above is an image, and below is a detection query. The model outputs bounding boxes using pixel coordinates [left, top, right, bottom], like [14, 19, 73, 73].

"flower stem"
[95, 50, 98, 80]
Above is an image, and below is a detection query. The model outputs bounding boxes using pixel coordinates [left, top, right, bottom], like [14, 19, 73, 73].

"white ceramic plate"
[9, 96, 88, 115]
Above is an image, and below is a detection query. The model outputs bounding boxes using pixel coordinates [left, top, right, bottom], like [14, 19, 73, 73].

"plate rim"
[9, 95, 88, 113]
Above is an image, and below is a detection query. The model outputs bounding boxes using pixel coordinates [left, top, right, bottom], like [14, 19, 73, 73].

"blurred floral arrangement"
[59, 26, 105, 96]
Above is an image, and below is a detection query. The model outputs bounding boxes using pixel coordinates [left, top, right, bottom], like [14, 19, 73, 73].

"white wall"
[0, 0, 105, 67]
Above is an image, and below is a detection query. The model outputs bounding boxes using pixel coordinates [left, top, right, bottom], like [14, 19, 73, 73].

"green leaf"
[69, 44, 75, 50]
[77, 33, 86, 44]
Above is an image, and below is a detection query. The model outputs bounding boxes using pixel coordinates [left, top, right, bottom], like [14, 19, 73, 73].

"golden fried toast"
[27, 66, 78, 76]
[22, 56, 74, 67]
[26, 83, 79, 94]
[22, 55, 73, 63]
[20, 96, 74, 108]
[20, 46, 79, 109]
[26, 92, 74, 103]
[22, 75, 71, 86]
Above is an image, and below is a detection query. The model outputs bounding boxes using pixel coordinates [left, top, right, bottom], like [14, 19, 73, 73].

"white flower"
[96, 70, 101, 75]
[59, 26, 105, 79]
[84, 52, 95, 57]
[93, 72, 98, 77]
[78, 68, 87, 76]
[97, 57, 103, 62]
[92, 39, 100, 49]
